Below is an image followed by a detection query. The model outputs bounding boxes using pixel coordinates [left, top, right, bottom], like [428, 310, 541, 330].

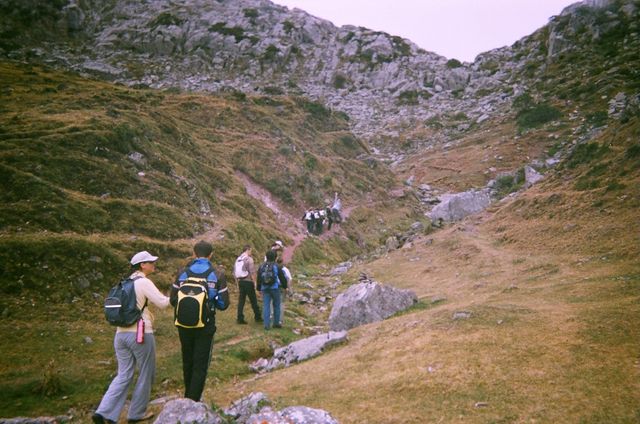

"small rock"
[84, 336, 93, 344]
[149, 395, 178, 406]
[430, 296, 446, 304]
[452, 311, 472, 320]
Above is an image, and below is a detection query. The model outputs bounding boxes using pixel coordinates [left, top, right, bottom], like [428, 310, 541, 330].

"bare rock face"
[0, 0, 510, 143]
[328, 274, 417, 331]
[1, 0, 637, 148]
[154, 398, 223, 424]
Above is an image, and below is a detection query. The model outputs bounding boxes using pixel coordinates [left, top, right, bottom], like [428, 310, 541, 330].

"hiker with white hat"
[93, 251, 170, 424]
[264, 240, 284, 262]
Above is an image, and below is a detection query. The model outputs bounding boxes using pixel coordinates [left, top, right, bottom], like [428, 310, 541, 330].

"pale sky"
[271, 0, 579, 62]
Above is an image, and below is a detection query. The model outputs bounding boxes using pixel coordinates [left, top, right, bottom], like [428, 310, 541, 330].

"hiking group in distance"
[303, 192, 343, 236]
[94, 239, 293, 424]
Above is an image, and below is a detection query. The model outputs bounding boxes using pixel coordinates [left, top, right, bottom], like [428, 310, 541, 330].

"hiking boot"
[128, 412, 154, 423]
[92, 413, 115, 424]
[273, 323, 282, 328]
[237, 319, 248, 325]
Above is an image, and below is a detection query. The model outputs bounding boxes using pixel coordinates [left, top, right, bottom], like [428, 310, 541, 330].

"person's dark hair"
[242, 244, 251, 253]
[131, 263, 142, 271]
[276, 258, 283, 265]
[194, 240, 213, 258]
[265, 250, 277, 262]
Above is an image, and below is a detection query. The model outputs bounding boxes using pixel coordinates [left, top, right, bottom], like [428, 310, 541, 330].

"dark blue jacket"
[170, 258, 229, 312]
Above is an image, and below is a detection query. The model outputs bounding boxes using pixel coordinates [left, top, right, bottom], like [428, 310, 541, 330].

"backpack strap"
[130, 275, 147, 313]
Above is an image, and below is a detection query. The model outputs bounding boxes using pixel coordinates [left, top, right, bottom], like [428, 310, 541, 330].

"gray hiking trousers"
[96, 332, 156, 422]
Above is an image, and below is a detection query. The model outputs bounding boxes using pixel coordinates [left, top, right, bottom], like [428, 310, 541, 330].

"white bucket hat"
[130, 251, 159, 265]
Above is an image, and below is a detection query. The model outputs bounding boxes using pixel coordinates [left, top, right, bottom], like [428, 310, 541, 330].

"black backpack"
[104, 276, 145, 326]
[259, 262, 277, 287]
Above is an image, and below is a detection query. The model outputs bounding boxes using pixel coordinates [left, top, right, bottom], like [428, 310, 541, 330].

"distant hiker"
[326, 206, 334, 231]
[276, 258, 291, 324]
[302, 209, 313, 234]
[313, 209, 323, 235]
[93, 251, 170, 424]
[234, 245, 261, 324]
[331, 192, 343, 223]
[318, 208, 327, 234]
[170, 240, 229, 402]
[257, 250, 282, 330]
[268, 240, 284, 261]
[308, 210, 318, 235]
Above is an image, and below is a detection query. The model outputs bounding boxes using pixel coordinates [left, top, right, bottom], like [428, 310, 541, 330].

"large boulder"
[329, 275, 417, 331]
[428, 189, 491, 223]
[251, 331, 348, 372]
[154, 398, 223, 424]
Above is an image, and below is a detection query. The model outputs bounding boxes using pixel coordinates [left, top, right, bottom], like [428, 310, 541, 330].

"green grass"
[0, 60, 424, 418]
[567, 142, 610, 169]
[493, 168, 525, 198]
[516, 103, 562, 130]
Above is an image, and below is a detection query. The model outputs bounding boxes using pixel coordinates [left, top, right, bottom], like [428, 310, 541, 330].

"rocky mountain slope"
[4, 0, 636, 147]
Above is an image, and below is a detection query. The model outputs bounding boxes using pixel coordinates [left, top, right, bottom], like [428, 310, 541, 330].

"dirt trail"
[235, 172, 352, 262]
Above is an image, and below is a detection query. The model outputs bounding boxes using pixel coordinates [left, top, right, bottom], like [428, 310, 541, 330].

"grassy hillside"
[213, 88, 640, 424]
[0, 60, 418, 295]
[0, 60, 424, 419]
[213, 10, 640, 421]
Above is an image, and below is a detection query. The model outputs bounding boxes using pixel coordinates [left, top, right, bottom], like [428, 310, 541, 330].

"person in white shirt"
[93, 251, 170, 424]
[276, 258, 292, 324]
[331, 192, 343, 223]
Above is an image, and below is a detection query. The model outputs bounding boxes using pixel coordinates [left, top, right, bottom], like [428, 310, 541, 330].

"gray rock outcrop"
[0, 0, 518, 143]
[280, 406, 339, 424]
[524, 166, 544, 187]
[330, 261, 353, 275]
[246, 406, 338, 424]
[0, 418, 70, 424]
[329, 274, 417, 331]
[224, 392, 270, 424]
[2, 0, 636, 157]
[428, 189, 492, 223]
[154, 398, 223, 424]
[251, 331, 348, 372]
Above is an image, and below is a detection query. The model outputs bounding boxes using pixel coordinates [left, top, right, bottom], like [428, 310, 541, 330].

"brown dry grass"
[399, 119, 559, 192]
[213, 213, 639, 422]
[211, 119, 640, 422]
